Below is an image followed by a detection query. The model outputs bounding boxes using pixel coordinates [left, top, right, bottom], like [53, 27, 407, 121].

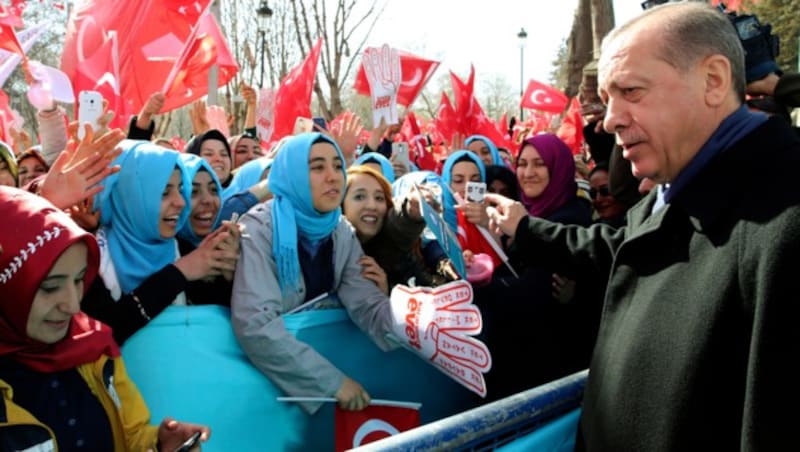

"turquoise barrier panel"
[121, 305, 480, 451]
[495, 408, 580, 452]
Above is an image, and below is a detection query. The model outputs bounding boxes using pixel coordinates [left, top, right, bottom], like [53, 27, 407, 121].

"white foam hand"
[389, 280, 492, 397]
[362, 44, 401, 127]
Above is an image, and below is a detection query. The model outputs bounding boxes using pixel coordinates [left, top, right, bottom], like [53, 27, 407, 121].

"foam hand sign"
[389, 280, 491, 397]
[362, 44, 401, 127]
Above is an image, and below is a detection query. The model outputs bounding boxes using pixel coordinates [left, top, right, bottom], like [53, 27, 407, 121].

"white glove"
[362, 44, 401, 127]
[389, 280, 492, 397]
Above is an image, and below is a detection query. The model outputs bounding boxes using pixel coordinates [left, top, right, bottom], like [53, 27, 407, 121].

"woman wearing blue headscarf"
[81, 140, 240, 344]
[441, 151, 504, 270]
[231, 132, 400, 415]
[218, 138, 288, 222]
[465, 135, 504, 167]
[353, 152, 395, 183]
[176, 153, 240, 306]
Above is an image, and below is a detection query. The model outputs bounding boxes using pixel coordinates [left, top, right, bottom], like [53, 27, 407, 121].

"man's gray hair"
[603, 2, 746, 102]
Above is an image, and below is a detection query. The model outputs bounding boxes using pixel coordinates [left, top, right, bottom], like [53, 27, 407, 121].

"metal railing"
[351, 369, 588, 451]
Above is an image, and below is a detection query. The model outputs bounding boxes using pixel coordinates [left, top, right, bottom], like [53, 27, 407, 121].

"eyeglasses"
[589, 185, 611, 199]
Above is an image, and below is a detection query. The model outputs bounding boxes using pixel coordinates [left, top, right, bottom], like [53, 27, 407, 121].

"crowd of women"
[0, 77, 636, 449]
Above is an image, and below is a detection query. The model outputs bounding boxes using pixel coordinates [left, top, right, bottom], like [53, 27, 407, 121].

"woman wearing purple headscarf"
[476, 133, 600, 403]
[516, 133, 590, 223]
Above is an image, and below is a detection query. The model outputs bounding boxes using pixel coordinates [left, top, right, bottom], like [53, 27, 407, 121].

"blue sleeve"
[219, 191, 260, 222]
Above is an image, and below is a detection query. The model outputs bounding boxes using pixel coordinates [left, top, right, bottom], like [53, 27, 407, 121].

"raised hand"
[189, 100, 210, 136]
[241, 82, 258, 107]
[39, 141, 122, 210]
[136, 92, 165, 129]
[329, 111, 362, 163]
[389, 280, 491, 397]
[66, 197, 101, 232]
[366, 116, 389, 152]
[8, 127, 32, 155]
[484, 192, 528, 239]
[65, 124, 126, 168]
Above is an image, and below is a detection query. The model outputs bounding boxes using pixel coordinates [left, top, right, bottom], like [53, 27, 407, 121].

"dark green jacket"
[512, 117, 800, 451]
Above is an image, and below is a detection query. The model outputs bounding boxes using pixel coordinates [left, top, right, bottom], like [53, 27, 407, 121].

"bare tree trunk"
[290, 0, 385, 120]
[565, 0, 593, 98]
[591, 0, 615, 59]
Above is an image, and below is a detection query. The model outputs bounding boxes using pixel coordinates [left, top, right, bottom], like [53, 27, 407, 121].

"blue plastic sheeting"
[496, 409, 580, 452]
[352, 369, 587, 451]
[121, 305, 481, 451]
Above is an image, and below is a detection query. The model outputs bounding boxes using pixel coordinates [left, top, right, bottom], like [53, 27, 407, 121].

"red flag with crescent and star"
[334, 404, 420, 451]
[354, 51, 439, 108]
[521, 79, 569, 114]
[270, 37, 323, 141]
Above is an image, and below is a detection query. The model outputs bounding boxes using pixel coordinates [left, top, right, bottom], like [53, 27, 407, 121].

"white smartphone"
[77, 90, 104, 140]
[392, 142, 411, 169]
[293, 116, 314, 135]
[466, 181, 487, 204]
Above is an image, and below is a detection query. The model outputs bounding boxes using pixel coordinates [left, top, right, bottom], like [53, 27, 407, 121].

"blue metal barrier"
[351, 369, 588, 451]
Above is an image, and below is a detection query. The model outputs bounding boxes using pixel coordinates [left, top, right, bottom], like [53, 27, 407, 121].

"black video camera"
[640, 1, 781, 83]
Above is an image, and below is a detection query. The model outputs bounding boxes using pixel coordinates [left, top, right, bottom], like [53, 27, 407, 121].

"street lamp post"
[257, 1, 273, 88]
[517, 28, 528, 122]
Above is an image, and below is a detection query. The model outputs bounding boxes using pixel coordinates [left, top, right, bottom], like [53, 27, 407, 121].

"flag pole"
[207, 0, 221, 106]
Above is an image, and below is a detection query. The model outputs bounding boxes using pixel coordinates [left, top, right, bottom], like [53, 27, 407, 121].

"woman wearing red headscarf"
[0, 187, 209, 451]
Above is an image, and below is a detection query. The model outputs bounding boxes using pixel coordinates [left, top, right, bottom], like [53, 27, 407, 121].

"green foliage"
[744, 0, 800, 72]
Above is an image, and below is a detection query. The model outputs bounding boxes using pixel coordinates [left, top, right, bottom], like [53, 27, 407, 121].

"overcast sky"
[366, 0, 643, 94]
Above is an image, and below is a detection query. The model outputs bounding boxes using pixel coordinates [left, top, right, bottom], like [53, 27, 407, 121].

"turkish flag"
[398, 111, 421, 143]
[0, 89, 14, 144]
[334, 404, 420, 451]
[354, 51, 439, 107]
[73, 33, 126, 129]
[145, 11, 238, 113]
[710, 0, 745, 11]
[0, 4, 23, 29]
[0, 17, 22, 55]
[450, 67, 506, 148]
[61, 0, 234, 123]
[271, 37, 323, 141]
[557, 97, 585, 155]
[449, 67, 475, 136]
[521, 79, 568, 114]
[434, 92, 457, 143]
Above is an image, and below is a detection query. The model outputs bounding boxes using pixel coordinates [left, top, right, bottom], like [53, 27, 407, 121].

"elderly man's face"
[598, 27, 712, 184]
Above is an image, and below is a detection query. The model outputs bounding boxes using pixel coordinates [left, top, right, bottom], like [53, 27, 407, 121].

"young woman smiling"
[0, 186, 210, 451]
[80, 140, 239, 344]
[343, 165, 448, 292]
[232, 133, 403, 415]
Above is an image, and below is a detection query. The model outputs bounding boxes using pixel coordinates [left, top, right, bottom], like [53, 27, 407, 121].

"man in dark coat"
[484, 3, 800, 451]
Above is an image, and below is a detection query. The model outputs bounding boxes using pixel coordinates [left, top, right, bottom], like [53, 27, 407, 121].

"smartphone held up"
[77, 90, 104, 140]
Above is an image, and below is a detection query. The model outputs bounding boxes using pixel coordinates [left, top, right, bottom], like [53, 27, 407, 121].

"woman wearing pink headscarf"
[516, 133, 590, 223]
[477, 133, 599, 402]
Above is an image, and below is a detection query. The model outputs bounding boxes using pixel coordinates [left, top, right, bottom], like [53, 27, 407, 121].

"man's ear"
[703, 54, 733, 107]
